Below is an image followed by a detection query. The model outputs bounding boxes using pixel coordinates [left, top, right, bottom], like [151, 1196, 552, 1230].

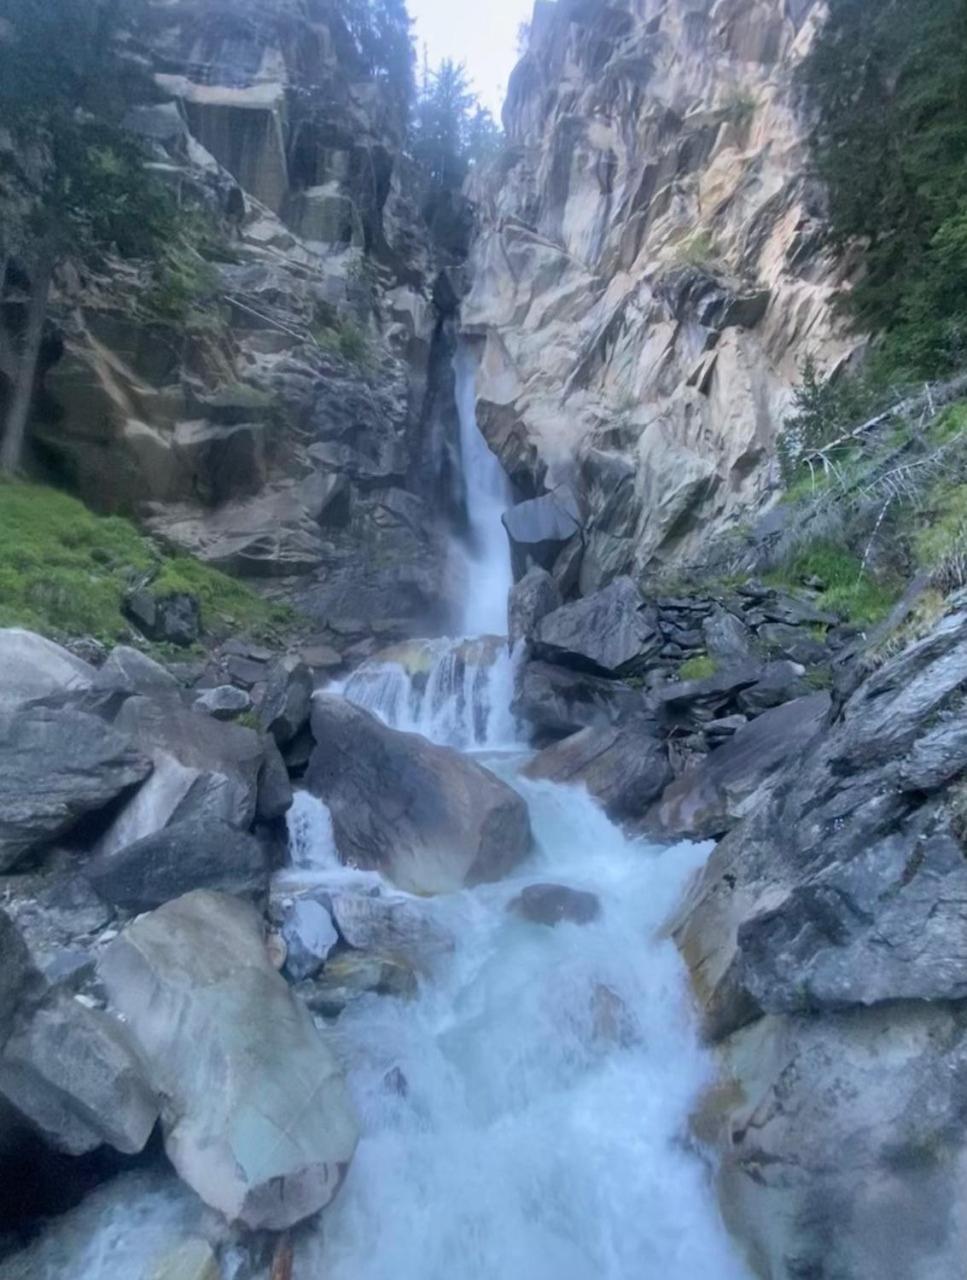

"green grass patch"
[766, 541, 900, 626]
[678, 653, 718, 681]
[913, 480, 967, 586]
[0, 479, 294, 646]
[312, 316, 373, 368]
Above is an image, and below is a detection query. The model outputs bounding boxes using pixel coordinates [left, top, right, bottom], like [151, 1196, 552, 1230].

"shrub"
[678, 654, 718, 681]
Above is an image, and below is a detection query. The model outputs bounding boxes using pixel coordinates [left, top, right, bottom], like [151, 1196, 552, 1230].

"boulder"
[654, 694, 831, 840]
[306, 696, 532, 895]
[512, 659, 648, 739]
[702, 608, 753, 663]
[98, 891, 359, 1230]
[502, 487, 582, 576]
[93, 696, 263, 858]
[124, 590, 201, 648]
[280, 899, 339, 982]
[533, 576, 660, 676]
[0, 707, 152, 872]
[94, 647, 180, 698]
[84, 818, 270, 913]
[0, 990, 158, 1156]
[328, 890, 454, 970]
[259, 656, 314, 747]
[524, 719, 671, 821]
[508, 567, 562, 646]
[193, 685, 253, 720]
[508, 884, 601, 927]
[0, 629, 95, 712]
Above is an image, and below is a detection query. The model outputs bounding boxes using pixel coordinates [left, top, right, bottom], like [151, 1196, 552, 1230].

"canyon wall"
[465, 0, 858, 588]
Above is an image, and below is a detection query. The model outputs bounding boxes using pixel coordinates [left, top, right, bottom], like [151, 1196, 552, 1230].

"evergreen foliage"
[412, 58, 503, 193]
[802, 0, 967, 378]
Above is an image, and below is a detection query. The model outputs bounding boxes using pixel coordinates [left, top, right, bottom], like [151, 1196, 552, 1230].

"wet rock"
[98, 890, 359, 1230]
[0, 990, 158, 1156]
[383, 1066, 408, 1097]
[281, 899, 339, 982]
[124, 591, 201, 648]
[524, 719, 671, 821]
[533, 576, 660, 677]
[508, 884, 601, 927]
[512, 659, 648, 740]
[0, 707, 152, 872]
[307, 696, 532, 895]
[94, 647, 181, 698]
[259, 656, 314, 747]
[0, 629, 95, 712]
[508, 567, 562, 646]
[590, 983, 638, 1049]
[193, 685, 252, 721]
[257, 734, 294, 822]
[295, 952, 417, 1017]
[84, 818, 269, 913]
[328, 890, 454, 970]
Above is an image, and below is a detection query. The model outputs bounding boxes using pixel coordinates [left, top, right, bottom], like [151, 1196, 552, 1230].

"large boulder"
[654, 693, 831, 840]
[306, 696, 532, 894]
[502, 487, 582, 577]
[524, 719, 671, 821]
[94, 646, 180, 698]
[98, 891, 359, 1230]
[259, 656, 314, 747]
[84, 818, 270, 913]
[508, 567, 562, 646]
[93, 697, 263, 858]
[0, 707, 152, 872]
[0, 990, 158, 1156]
[533, 576, 660, 676]
[327, 889, 454, 970]
[0, 629, 95, 712]
[512, 659, 648, 740]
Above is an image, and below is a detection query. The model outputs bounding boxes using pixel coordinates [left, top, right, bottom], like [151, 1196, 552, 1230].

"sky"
[408, 0, 537, 116]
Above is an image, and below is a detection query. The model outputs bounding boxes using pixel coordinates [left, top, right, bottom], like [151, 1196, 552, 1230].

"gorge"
[2, 2, 967, 1279]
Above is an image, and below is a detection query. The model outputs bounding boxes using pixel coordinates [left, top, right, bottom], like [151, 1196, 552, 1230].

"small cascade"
[339, 636, 521, 751]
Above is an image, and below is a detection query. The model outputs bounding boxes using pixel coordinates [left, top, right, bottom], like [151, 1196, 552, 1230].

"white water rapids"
[6, 352, 750, 1280]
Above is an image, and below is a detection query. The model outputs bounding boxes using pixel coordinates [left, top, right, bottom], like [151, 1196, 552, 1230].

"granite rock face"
[465, 0, 857, 581]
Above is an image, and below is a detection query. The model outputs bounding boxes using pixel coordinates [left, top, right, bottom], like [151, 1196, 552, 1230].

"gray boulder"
[508, 567, 562, 646]
[94, 647, 180, 697]
[193, 685, 252, 721]
[524, 719, 671, 821]
[512, 659, 648, 739]
[533, 576, 660, 676]
[508, 884, 601, 927]
[280, 898, 339, 982]
[503, 487, 581, 576]
[306, 696, 532, 895]
[0, 990, 158, 1156]
[123, 590, 201, 648]
[0, 707, 152, 872]
[259, 656, 314, 747]
[98, 890, 359, 1230]
[93, 696, 263, 858]
[328, 890, 454, 970]
[0, 629, 95, 712]
[702, 608, 753, 663]
[84, 818, 269, 913]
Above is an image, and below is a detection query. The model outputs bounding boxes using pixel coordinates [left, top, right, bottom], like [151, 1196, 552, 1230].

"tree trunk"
[0, 245, 53, 475]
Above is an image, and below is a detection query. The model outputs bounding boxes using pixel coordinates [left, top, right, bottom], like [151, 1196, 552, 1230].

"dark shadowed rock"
[0, 990, 158, 1156]
[98, 890, 359, 1230]
[307, 696, 532, 894]
[257, 734, 294, 822]
[534, 576, 660, 676]
[259, 657, 314, 747]
[124, 591, 201, 648]
[0, 912, 38, 1046]
[508, 567, 562, 646]
[0, 708, 152, 872]
[508, 884, 601, 927]
[524, 719, 671, 820]
[84, 819, 270, 913]
[512, 659, 649, 740]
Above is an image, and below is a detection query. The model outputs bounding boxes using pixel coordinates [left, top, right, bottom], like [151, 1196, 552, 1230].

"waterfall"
[453, 345, 514, 639]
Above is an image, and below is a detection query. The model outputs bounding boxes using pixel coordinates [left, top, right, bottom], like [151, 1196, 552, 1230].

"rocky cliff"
[464, 0, 858, 588]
